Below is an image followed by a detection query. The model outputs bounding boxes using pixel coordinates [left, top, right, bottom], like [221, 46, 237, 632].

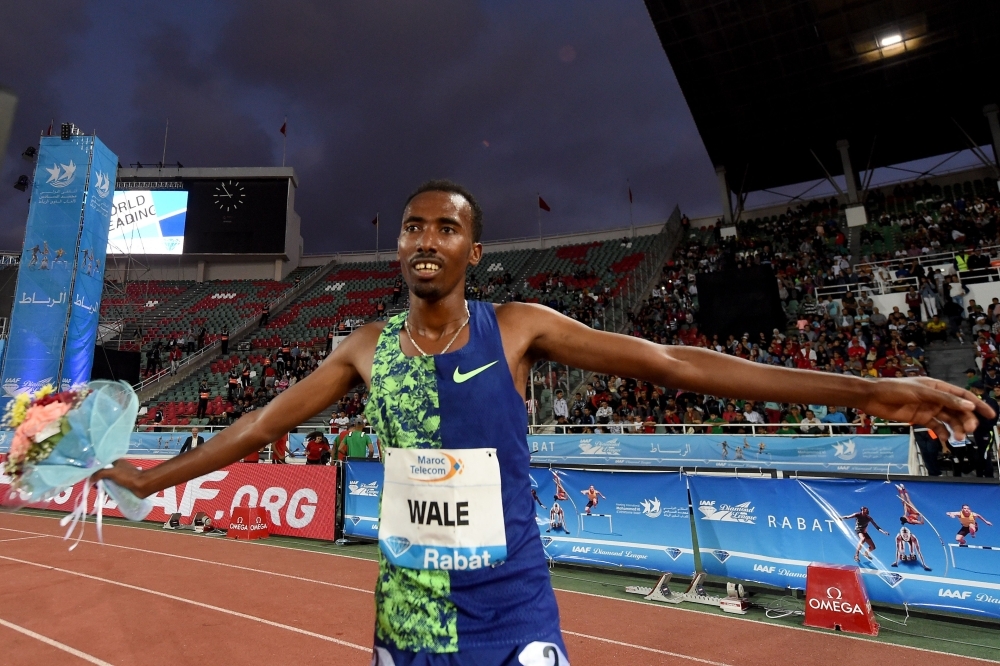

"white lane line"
[0, 553, 370, 653]
[555, 588, 1000, 664]
[0, 535, 47, 543]
[0, 526, 372, 595]
[562, 630, 733, 665]
[0, 616, 115, 666]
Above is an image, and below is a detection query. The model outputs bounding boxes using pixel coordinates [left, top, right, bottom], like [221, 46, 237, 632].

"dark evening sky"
[0, 1, 721, 254]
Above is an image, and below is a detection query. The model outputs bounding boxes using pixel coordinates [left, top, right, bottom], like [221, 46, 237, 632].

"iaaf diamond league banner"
[1, 458, 338, 541]
[62, 137, 117, 387]
[528, 433, 910, 473]
[688, 475, 1000, 619]
[1, 137, 94, 407]
[343, 459, 382, 539]
[530, 467, 695, 573]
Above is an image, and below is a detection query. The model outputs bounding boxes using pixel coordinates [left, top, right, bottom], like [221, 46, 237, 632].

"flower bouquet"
[3, 381, 151, 545]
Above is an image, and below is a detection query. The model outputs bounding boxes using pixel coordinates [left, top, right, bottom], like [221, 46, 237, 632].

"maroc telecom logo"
[407, 453, 464, 483]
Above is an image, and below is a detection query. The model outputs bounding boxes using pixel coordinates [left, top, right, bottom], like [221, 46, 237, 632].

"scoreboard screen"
[107, 177, 289, 255]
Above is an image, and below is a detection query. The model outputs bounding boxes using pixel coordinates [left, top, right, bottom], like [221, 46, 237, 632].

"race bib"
[378, 447, 507, 570]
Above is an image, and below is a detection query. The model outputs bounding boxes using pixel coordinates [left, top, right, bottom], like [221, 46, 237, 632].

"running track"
[0, 512, 988, 665]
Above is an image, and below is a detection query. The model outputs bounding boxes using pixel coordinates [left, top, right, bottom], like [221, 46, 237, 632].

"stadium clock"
[213, 180, 246, 213]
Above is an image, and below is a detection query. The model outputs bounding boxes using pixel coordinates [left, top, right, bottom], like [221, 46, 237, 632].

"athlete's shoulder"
[495, 301, 559, 325]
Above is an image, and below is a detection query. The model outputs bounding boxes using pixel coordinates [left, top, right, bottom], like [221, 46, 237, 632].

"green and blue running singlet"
[366, 302, 566, 665]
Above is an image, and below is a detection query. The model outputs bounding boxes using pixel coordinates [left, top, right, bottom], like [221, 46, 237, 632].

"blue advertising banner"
[343, 460, 382, 539]
[124, 430, 216, 453]
[62, 137, 116, 387]
[530, 468, 695, 573]
[688, 475, 1000, 619]
[528, 433, 910, 473]
[1, 137, 93, 405]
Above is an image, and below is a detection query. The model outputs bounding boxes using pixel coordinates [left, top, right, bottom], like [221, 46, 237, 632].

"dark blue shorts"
[372, 634, 570, 666]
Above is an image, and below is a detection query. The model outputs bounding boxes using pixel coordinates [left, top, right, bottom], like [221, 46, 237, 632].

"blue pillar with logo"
[0, 134, 118, 409]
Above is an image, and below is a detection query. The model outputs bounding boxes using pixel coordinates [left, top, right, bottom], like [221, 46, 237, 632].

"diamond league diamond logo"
[383, 536, 411, 557]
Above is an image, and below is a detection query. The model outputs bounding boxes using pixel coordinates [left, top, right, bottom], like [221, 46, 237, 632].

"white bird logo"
[45, 161, 77, 188]
[94, 171, 111, 198]
[640, 497, 662, 518]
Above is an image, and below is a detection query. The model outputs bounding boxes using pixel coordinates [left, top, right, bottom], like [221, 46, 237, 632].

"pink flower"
[8, 430, 30, 462]
[19, 401, 71, 443]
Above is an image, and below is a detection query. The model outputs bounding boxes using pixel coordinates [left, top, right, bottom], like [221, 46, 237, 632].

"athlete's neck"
[407, 289, 468, 338]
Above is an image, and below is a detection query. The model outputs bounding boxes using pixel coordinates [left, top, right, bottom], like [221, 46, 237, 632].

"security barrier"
[341, 460, 1000, 620]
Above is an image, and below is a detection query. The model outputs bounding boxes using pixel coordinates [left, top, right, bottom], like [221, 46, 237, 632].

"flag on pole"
[46, 120, 53, 136]
[279, 120, 287, 136]
[371, 214, 379, 226]
[628, 187, 633, 204]
[538, 196, 550, 212]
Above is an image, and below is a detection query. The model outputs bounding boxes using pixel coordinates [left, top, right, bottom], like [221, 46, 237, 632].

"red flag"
[371, 214, 379, 226]
[46, 120, 53, 136]
[279, 121, 287, 136]
[628, 187, 633, 204]
[538, 196, 550, 212]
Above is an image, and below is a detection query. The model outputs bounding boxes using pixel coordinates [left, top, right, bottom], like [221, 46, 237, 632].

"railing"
[857, 245, 1000, 273]
[813, 275, 919, 300]
[526, 422, 912, 436]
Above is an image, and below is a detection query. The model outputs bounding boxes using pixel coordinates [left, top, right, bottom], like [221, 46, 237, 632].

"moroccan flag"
[538, 196, 550, 212]
[628, 187, 633, 204]
[279, 121, 287, 136]
[371, 214, 379, 226]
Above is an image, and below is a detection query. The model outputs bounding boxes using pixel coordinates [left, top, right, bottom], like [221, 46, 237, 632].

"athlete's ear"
[468, 241, 483, 267]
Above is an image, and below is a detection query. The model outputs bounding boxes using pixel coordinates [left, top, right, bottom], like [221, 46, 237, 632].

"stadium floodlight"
[21, 146, 36, 160]
[879, 34, 903, 47]
[13, 175, 29, 191]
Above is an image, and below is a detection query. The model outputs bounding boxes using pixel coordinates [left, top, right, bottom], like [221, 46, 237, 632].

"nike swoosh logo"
[453, 361, 499, 383]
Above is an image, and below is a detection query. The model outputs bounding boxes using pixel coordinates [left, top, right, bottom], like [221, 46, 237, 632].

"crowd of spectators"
[545, 197, 994, 439]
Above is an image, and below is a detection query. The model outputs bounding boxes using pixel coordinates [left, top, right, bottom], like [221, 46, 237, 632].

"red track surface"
[0, 512, 986, 665]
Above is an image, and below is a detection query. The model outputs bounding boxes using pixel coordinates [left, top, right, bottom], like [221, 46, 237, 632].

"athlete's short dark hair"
[405, 179, 483, 243]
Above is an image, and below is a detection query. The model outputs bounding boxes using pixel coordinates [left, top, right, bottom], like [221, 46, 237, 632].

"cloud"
[0, 1, 718, 254]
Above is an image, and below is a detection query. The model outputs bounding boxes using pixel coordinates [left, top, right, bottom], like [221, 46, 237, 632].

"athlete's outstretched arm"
[505, 303, 993, 443]
[95, 324, 379, 498]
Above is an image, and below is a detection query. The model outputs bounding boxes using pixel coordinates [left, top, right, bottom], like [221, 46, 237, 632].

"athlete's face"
[398, 191, 482, 302]
[962, 506, 971, 516]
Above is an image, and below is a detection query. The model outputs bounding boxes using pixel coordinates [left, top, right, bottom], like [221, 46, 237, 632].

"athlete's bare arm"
[95, 323, 382, 497]
[496, 302, 992, 443]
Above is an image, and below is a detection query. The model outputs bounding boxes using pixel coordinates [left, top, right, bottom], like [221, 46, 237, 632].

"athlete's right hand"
[92, 459, 148, 498]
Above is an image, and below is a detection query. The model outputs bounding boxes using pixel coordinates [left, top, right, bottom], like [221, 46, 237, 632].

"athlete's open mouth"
[412, 260, 442, 277]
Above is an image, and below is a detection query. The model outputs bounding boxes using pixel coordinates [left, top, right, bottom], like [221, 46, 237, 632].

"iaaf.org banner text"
[528, 433, 910, 473]
[3, 459, 338, 541]
[688, 475, 1000, 619]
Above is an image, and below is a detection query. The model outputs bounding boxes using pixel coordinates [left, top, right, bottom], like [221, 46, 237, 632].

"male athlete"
[580, 485, 606, 515]
[98, 180, 992, 665]
[892, 526, 931, 570]
[841, 507, 890, 562]
[947, 504, 993, 545]
[547, 502, 569, 534]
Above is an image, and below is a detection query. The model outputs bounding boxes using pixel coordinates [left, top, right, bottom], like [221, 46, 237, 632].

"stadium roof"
[644, 0, 1000, 193]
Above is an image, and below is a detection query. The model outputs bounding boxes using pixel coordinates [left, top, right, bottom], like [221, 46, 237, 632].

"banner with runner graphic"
[528, 433, 910, 473]
[2, 458, 338, 541]
[687, 475, 1000, 619]
[344, 459, 381, 539]
[530, 467, 695, 573]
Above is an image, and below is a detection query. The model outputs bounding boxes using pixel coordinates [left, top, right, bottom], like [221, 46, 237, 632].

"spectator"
[552, 390, 568, 421]
[197, 380, 210, 419]
[260, 304, 270, 326]
[304, 432, 331, 465]
[220, 326, 230, 355]
[179, 427, 205, 454]
[924, 314, 948, 343]
[800, 409, 823, 434]
[821, 406, 847, 430]
[343, 421, 375, 458]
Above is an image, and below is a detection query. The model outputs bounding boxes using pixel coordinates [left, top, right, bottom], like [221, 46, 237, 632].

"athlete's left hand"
[857, 377, 993, 442]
